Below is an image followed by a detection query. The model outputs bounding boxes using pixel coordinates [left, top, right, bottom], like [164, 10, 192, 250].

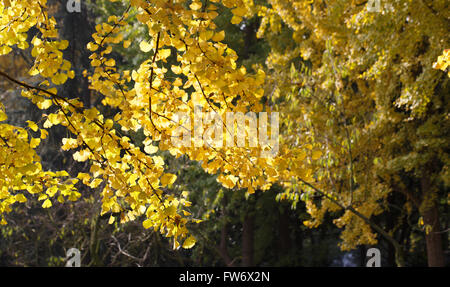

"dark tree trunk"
[242, 214, 254, 267]
[385, 212, 396, 267]
[278, 207, 291, 255]
[420, 175, 445, 267]
[422, 203, 445, 267]
[219, 221, 234, 266]
[57, 0, 93, 106]
[218, 195, 234, 266]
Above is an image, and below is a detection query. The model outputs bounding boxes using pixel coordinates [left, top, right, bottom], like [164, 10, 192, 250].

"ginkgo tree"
[0, 0, 283, 251]
[241, 0, 449, 267]
[0, 0, 448, 267]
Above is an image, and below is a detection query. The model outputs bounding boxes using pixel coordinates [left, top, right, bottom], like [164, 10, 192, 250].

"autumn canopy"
[0, 0, 448, 267]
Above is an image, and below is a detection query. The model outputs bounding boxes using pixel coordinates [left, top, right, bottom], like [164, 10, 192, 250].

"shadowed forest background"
[0, 0, 448, 267]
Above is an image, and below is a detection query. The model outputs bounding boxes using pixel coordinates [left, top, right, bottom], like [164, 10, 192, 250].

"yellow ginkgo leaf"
[48, 113, 61, 125]
[171, 65, 182, 74]
[89, 178, 103, 188]
[182, 236, 196, 249]
[161, 173, 177, 186]
[26, 121, 39, 132]
[37, 99, 52, 110]
[59, 40, 69, 50]
[123, 40, 131, 48]
[143, 219, 152, 229]
[158, 49, 171, 60]
[87, 42, 98, 51]
[42, 199, 52, 208]
[212, 31, 225, 42]
[0, 110, 7, 122]
[199, 30, 214, 41]
[30, 138, 40, 148]
[15, 194, 27, 203]
[217, 174, 239, 189]
[73, 149, 90, 162]
[139, 40, 152, 52]
[51, 73, 68, 85]
[105, 58, 115, 66]
[189, 1, 202, 10]
[312, 150, 322, 160]
[144, 145, 158, 154]
[231, 7, 247, 17]
[40, 129, 48, 139]
[57, 195, 65, 203]
[231, 16, 242, 25]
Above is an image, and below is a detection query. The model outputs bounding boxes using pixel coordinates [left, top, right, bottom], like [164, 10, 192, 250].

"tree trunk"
[219, 221, 234, 266]
[278, 207, 291, 255]
[242, 214, 254, 267]
[420, 174, 445, 267]
[422, 203, 445, 267]
[89, 212, 102, 266]
[218, 195, 234, 266]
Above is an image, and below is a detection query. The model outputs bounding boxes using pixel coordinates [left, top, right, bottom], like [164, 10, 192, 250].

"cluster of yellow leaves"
[0, 0, 80, 224]
[0, 0, 330, 249]
[0, 103, 78, 224]
[79, 0, 282, 248]
[433, 49, 450, 77]
[0, 0, 74, 83]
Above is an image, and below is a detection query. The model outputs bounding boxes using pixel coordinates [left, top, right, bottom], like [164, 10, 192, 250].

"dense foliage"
[0, 0, 448, 266]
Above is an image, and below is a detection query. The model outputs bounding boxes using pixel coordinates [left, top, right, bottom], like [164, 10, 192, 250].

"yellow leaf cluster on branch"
[0, 0, 282, 249]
